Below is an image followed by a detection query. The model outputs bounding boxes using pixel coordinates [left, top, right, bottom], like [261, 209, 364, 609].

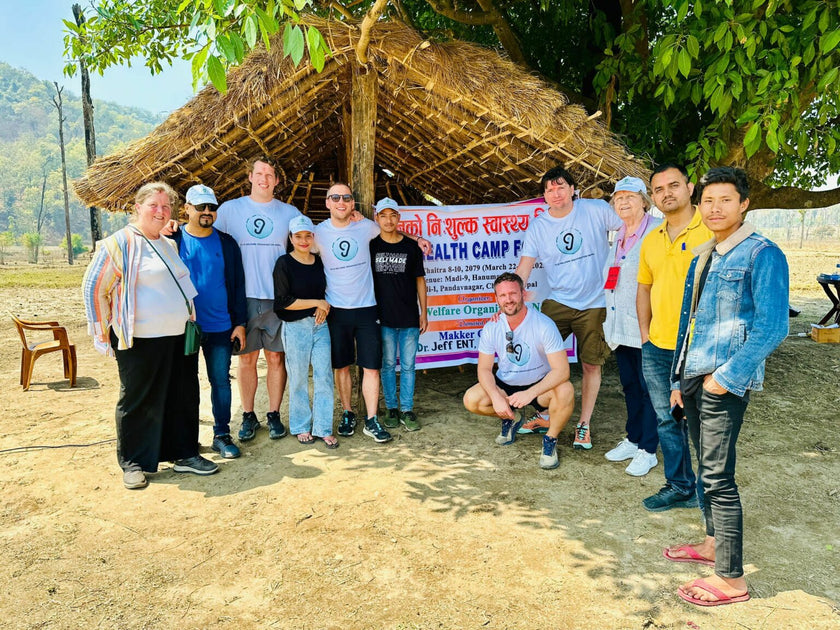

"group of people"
[462, 163, 789, 606]
[82, 158, 429, 489]
[83, 158, 789, 607]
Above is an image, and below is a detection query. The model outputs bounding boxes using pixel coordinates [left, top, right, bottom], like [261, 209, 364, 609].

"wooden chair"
[12, 315, 77, 391]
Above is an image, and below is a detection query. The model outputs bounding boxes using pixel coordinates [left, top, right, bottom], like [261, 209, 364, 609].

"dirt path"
[1, 275, 838, 629]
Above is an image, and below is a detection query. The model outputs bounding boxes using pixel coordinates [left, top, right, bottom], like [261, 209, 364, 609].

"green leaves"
[282, 23, 305, 66]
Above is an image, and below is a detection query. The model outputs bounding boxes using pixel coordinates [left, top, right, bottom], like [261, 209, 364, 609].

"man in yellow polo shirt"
[637, 164, 713, 512]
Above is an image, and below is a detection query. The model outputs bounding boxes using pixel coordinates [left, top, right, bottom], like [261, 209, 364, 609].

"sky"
[0, 0, 195, 114]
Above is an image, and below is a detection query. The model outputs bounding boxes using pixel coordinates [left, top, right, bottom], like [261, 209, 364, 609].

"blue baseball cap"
[375, 197, 400, 214]
[289, 214, 315, 234]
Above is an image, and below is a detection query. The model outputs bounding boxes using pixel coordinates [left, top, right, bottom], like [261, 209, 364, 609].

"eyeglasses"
[328, 194, 354, 202]
[505, 331, 514, 354]
[193, 204, 217, 213]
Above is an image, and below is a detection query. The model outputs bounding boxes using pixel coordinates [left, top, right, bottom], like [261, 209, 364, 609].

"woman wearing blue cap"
[272, 215, 337, 448]
[603, 177, 662, 476]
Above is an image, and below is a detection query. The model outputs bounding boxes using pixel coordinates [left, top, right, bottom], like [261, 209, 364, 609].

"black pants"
[684, 386, 749, 578]
[112, 332, 200, 472]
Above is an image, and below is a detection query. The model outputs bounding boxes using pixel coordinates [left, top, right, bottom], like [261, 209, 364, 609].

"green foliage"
[0, 230, 13, 264]
[63, 0, 331, 94]
[61, 233, 89, 256]
[20, 232, 43, 263]
[0, 63, 150, 246]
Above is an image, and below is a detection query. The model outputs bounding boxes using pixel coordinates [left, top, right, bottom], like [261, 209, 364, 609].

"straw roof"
[74, 16, 650, 214]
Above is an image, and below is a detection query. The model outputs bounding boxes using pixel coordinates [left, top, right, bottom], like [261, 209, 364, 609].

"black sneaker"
[267, 411, 287, 439]
[642, 485, 699, 512]
[173, 455, 219, 475]
[211, 434, 241, 459]
[383, 408, 400, 429]
[238, 411, 260, 441]
[363, 416, 392, 443]
[337, 410, 357, 436]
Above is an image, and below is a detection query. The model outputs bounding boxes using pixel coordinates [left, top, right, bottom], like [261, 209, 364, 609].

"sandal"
[319, 435, 339, 449]
[296, 433, 315, 444]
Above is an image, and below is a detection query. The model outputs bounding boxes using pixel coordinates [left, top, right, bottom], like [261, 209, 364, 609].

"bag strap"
[132, 226, 192, 316]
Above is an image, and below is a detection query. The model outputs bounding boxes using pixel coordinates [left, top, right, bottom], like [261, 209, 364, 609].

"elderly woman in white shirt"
[603, 177, 662, 477]
[83, 182, 218, 489]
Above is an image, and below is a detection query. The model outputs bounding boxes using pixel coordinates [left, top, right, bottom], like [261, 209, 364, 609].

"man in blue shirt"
[175, 185, 248, 459]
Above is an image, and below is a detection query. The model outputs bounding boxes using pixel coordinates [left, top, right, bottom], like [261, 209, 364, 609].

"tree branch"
[356, 0, 389, 64]
[748, 179, 840, 210]
[475, 0, 526, 66]
[424, 0, 501, 26]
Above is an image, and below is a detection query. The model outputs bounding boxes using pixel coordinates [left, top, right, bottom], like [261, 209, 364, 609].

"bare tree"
[73, 3, 102, 249]
[51, 82, 73, 265]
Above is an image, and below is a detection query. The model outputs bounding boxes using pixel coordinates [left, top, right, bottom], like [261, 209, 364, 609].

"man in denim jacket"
[666, 167, 789, 607]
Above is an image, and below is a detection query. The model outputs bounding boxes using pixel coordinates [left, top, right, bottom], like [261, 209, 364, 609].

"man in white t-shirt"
[515, 164, 622, 451]
[463, 273, 575, 469]
[214, 158, 301, 443]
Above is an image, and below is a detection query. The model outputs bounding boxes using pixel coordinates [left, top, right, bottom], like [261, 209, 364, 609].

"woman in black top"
[273, 215, 337, 447]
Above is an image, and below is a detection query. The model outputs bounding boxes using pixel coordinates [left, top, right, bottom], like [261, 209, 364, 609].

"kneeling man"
[463, 273, 575, 469]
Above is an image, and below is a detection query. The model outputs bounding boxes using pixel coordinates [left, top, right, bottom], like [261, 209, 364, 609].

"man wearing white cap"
[173, 184, 247, 459]
[370, 197, 428, 432]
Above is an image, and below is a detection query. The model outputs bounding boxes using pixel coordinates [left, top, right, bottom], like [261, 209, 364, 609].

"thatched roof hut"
[74, 16, 649, 217]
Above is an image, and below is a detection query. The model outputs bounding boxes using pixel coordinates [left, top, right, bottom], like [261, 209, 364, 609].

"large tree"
[64, 0, 840, 208]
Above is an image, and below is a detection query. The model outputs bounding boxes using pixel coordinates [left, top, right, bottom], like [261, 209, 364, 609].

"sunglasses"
[505, 331, 514, 354]
[193, 204, 217, 213]
[328, 194, 354, 202]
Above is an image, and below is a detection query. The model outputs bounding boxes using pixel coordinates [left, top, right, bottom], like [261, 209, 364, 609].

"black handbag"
[136, 228, 202, 355]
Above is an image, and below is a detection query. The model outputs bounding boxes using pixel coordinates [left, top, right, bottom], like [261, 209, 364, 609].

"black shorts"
[327, 306, 382, 370]
[494, 374, 547, 412]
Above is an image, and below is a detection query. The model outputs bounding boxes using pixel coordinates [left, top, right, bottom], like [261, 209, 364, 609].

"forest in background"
[0, 62, 160, 260]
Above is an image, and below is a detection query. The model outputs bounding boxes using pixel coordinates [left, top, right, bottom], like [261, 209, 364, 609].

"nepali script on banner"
[396, 202, 578, 369]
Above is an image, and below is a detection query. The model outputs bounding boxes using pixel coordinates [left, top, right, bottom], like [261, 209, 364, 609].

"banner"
[395, 202, 578, 369]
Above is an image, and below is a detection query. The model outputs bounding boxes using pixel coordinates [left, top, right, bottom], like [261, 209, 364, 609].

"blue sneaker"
[238, 412, 260, 442]
[337, 410, 357, 437]
[363, 416, 392, 443]
[495, 412, 524, 445]
[212, 434, 241, 459]
[540, 435, 559, 469]
[267, 411, 287, 439]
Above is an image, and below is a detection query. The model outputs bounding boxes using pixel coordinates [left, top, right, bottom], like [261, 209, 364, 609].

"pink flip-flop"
[678, 578, 750, 607]
[663, 544, 715, 567]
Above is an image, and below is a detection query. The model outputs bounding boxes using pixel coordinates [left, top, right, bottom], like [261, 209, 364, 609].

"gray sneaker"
[173, 455, 219, 476]
[495, 411, 524, 445]
[123, 469, 148, 489]
[539, 435, 560, 470]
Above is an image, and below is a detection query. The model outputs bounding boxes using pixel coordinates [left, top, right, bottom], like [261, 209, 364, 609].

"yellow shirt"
[637, 210, 713, 350]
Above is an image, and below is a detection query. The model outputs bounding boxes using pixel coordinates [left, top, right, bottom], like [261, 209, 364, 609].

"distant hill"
[0, 62, 163, 247]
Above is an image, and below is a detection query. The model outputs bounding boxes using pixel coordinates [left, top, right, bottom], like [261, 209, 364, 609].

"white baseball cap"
[185, 184, 218, 206]
[289, 215, 315, 234]
[374, 197, 400, 214]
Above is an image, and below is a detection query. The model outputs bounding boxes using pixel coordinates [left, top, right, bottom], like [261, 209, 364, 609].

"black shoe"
[363, 416, 392, 443]
[238, 411, 260, 441]
[383, 408, 400, 429]
[337, 410, 357, 437]
[267, 411, 287, 439]
[173, 455, 219, 475]
[642, 485, 699, 512]
[211, 434, 241, 459]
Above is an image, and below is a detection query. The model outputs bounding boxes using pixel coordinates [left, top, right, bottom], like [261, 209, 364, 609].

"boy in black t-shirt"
[370, 198, 428, 431]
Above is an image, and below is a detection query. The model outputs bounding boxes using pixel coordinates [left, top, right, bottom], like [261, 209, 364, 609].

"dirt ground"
[1, 247, 838, 630]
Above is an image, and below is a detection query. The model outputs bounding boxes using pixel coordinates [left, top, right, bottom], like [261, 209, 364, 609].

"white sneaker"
[625, 450, 658, 476]
[605, 438, 638, 462]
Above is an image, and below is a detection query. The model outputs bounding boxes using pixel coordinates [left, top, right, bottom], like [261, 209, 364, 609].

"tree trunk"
[73, 4, 102, 249]
[350, 63, 377, 218]
[52, 83, 74, 265]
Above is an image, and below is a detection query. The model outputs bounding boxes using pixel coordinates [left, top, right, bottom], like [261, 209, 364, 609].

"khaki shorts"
[238, 298, 284, 354]
[540, 300, 610, 366]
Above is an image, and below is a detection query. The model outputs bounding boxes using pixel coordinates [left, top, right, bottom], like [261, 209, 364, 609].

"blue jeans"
[684, 387, 749, 578]
[614, 345, 658, 454]
[281, 317, 334, 437]
[200, 330, 234, 436]
[381, 326, 419, 411]
[642, 341, 697, 497]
